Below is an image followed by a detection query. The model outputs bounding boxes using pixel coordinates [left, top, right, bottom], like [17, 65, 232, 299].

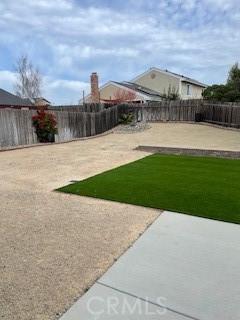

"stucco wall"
[181, 82, 204, 99]
[134, 70, 180, 95]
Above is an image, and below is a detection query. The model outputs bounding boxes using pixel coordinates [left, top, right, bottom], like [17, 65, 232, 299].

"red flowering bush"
[32, 110, 57, 142]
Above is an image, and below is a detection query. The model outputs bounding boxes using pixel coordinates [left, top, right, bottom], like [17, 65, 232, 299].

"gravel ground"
[1, 122, 240, 320]
[114, 121, 151, 133]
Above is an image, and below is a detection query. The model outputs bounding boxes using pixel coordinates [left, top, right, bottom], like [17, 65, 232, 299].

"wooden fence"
[202, 103, 240, 128]
[1, 100, 240, 149]
[0, 106, 118, 149]
[0, 109, 37, 148]
[54, 105, 118, 142]
[49, 103, 104, 113]
[118, 100, 203, 122]
[119, 100, 240, 127]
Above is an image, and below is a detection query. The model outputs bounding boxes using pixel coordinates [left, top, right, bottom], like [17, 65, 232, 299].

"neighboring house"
[132, 67, 207, 100]
[0, 88, 33, 109]
[98, 81, 163, 103]
[85, 68, 207, 103]
[33, 97, 51, 107]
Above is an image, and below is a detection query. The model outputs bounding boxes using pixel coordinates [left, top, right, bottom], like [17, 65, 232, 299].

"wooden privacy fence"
[0, 106, 119, 149]
[202, 103, 240, 128]
[0, 109, 37, 148]
[118, 100, 203, 122]
[119, 100, 240, 127]
[49, 103, 104, 113]
[54, 105, 118, 142]
[1, 100, 240, 149]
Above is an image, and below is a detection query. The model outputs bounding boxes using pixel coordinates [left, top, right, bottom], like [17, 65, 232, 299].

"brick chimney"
[90, 72, 100, 103]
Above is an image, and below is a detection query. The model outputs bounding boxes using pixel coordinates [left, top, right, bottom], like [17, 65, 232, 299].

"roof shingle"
[0, 88, 33, 106]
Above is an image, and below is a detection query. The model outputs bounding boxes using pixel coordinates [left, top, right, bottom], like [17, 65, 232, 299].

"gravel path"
[1, 123, 240, 320]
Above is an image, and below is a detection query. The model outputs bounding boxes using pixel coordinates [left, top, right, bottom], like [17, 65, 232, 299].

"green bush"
[203, 63, 240, 102]
[119, 113, 134, 125]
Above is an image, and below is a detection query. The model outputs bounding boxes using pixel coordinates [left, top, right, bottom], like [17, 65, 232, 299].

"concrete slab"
[60, 212, 240, 319]
[60, 283, 189, 319]
[99, 212, 240, 320]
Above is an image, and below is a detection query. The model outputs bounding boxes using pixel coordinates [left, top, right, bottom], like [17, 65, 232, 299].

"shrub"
[119, 113, 134, 124]
[162, 85, 179, 100]
[32, 110, 57, 143]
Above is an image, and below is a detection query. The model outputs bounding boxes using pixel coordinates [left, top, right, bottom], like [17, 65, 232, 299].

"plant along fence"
[32, 110, 57, 143]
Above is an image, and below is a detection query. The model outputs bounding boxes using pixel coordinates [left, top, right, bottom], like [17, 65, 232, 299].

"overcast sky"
[0, 0, 239, 104]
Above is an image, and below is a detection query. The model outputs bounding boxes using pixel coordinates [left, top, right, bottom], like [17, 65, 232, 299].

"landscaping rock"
[114, 122, 151, 133]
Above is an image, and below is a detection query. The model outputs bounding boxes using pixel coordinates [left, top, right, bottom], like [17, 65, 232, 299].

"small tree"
[227, 62, 240, 91]
[203, 63, 240, 102]
[163, 85, 179, 100]
[113, 89, 137, 103]
[14, 54, 42, 100]
[32, 110, 57, 143]
[202, 84, 229, 101]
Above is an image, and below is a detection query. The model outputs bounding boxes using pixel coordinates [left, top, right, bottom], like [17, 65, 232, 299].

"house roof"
[113, 81, 163, 100]
[33, 97, 51, 103]
[132, 67, 208, 88]
[84, 80, 163, 102]
[0, 88, 33, 106]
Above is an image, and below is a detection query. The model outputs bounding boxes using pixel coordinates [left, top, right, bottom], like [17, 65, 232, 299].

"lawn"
[57, 154, 240, 224]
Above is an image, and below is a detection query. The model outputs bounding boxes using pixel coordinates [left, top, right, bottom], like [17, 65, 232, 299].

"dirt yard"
[1, 123, 240, 320]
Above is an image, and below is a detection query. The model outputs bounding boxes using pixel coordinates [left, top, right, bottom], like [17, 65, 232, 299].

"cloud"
[0, 70, 16, 92]
[0, 70, 16, 84]
[28, 0, 72, 10]
[54, 44, 138, 61]
[0, 0, 239, 102]
[0, 69, 88, 105]
[44, 78, 89, 105]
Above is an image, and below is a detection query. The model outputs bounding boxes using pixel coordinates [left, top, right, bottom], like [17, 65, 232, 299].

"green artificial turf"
[57, 154, 240, 224]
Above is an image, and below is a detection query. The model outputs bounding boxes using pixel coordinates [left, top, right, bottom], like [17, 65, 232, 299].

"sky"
[0, 0, 239, 105]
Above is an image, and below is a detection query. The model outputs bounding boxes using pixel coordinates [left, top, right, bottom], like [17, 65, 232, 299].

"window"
[187, 84, 191, 96]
